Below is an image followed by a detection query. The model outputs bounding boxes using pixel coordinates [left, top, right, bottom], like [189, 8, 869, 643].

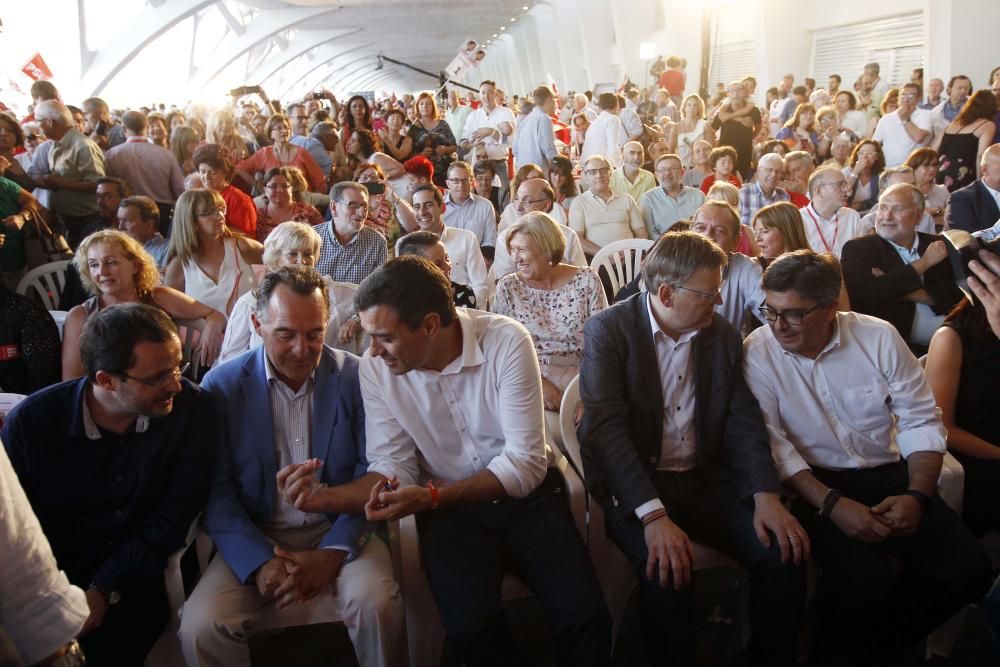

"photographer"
[968, 247, 1000, 337]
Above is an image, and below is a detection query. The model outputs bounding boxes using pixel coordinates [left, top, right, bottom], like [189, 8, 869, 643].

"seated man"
[397, 230, 477, 308]
[639, 154, 706, 236]
[313, 181, 388, 284]
[800, 167, 873, 257]
[578, 231, 807, 666]
[1, 303, 216, 665]
[610, 141, 656, 203]
[117, 195, 170, 268]
[945, 144, 1000, 233]
[858, 166, 936, 234]
[738, 153, 790, 226]
[181, 267, 403, 666]
[282, 256, 612, 665]
[443, 161, 499, 261]
[569, 155, 648, 257]
[743, 250, 992, 663]
[842, 183, 963, 354]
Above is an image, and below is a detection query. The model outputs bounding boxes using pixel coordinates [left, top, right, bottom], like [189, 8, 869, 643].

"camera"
[942, 229, 1000, 304]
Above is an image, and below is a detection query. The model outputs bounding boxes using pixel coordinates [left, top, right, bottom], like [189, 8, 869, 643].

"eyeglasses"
[447, 177, 471, 184]
[197, 207, 227, 217]
[513, 197, 549, 206]
[584, 167, 611, 176]
[818, 181, 849, 191]
[121, 362, 190, 388]
[876, 204, 914, 216]
[265, 183, 292, 191]
[758, 303, 823, 326]
[674, 284, 722, 301]
[337, 200, 369, 211]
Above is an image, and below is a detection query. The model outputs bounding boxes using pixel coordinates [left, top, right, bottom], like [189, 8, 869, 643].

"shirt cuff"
[896, 423, 948, 459]
[320, 545, 353, 563]
[634, 498, 665, 520]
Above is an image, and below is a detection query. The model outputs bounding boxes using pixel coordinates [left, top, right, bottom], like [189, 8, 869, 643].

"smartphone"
[943, 230, 1000, 304]
[363, 182, 385, 196]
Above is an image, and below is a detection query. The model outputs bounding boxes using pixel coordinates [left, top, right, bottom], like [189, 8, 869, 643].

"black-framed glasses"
[675, 284, 722, 301]
[513, 197, 549, 206]
[121, 362, 190, 388]
[758, 304, 823, 326]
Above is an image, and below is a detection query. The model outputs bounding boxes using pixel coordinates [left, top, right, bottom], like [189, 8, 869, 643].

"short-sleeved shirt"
[639, 186, 705, 236]
[568, 190, 645, 248]
[872, 109, 933, 167]
[48, 129, 105, 217]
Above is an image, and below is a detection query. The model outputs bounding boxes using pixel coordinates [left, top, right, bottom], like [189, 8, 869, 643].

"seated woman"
[62, 230, 227, 379]
[904, 148, 949, 231]
[700, 145, 742, 194]
[345, 128, 406, 195]
[491, 212, 607, 442]
[194, 144, 258, 237]
[254, 166, 323, 242]
[776, 103, 828, 159]
[926, 296, 1000, 536]
[219, 222, 358, 362]
[843, 139, 885, 215]
[548, 155, 579, 215]
[377, 109, 414, 163]
[164, 189, 263, 319]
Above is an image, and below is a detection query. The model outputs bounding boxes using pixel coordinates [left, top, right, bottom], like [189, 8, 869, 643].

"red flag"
[21, 53, 53, 81]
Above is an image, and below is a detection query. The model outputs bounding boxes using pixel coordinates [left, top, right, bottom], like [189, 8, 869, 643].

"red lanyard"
[805, 206, 838, 253]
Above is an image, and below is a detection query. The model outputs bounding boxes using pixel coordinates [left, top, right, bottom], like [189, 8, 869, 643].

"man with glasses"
[640, 154, 705, 236]
[842, 183, 963, 354]
[579, 231, 807, 666]
[443, 161, 498, 262]
[569, 155, 647, 257]
[313, 180, 387, 283]
[287, 102, 333, 179]
[738, 153, 790, 226]
[493, 178, 585, 278]
[1, 303, 216, 665]
[799, 167, 872, 257]
[744, 250, 991, 664]
[873, 82, 932, 167]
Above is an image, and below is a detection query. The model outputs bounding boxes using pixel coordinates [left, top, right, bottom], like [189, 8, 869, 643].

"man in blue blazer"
[944, 144, 1000, 233]
[179, 267, 403, 667]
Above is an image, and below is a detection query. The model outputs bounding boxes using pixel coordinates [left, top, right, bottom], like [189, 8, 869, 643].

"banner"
[21, 53, 53, 81]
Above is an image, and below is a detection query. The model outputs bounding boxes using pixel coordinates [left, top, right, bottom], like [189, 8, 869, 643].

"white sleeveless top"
[676, 119, 706, 169]
[182, 238, 256, 317]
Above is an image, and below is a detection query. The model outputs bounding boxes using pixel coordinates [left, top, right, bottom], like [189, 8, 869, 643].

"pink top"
[254, 201, 323, 242]
[236, 145, 327, 193]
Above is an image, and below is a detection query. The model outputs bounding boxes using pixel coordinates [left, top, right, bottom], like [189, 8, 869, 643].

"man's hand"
[912, 240, 947, 275]
[255, 556, 294, 599]
[364, 478, 430, 521]
[829, 496, 893, 543]
[968, 252, 1000, 338]
[643, 515, 694, 590]
[473, 127, 495, 141]
[276, 459, 327, 512]
[871, 494, 924, 537]
[79, 588, 108, 637]
[272, 548, 347, 609]
[540, 376, 563, 411]
[752, 492, 810, 564]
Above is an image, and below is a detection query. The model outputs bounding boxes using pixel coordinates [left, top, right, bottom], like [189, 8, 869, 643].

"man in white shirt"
[743, 250, 992, 664]
[569, 155, 648, 256]
[610, 141, 656, 203]
[581, 93, 627, 168]
[461, 80, 516, 192]
[872, 82, 932, 167]
[443, 161, 499, 261]
[444, 90, 472, 148]
[408, 184, 490, 306]
[493, 178, 586, 278]
[617, 94, 644, 142]
[578, 231, 807, 667]
[352, 256, 612, 665]
[639, 154, 705, 236]
[800, 167, 873, 256]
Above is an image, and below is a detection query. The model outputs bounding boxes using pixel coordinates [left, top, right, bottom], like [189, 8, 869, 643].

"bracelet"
[905, 489, 931, 509]
[817, 488, 842, 520]
[426, 480, 440, 510]
[641, 508, 668, 527]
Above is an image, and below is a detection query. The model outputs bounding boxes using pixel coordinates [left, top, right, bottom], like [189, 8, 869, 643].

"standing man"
[578, 231, 807, 667]
[180, 267, 404, 667]
[712, 81, 762, 179]
[873, 82, 932, 167]
[569, 155, 648, 257]
[639, 154, 705, 236]
[920, 78, 946, 111]
[287, 103, 334, 179]
[743, 250, 992, 664]
[930, 75, 973, 138]
[313, 181, 388, 283]
[443, 161, 498, 261]
[864, 62, 891, 111]
[461, 81, 516, 192]
[1, 304, 216, 665]
[800, 167, 873, 257]
[444, 90, 471, 152]
[581, 93, 627, 168]
[738, 153, 791, 226]
[512, 85, 557, 173]
[611, 141, 656, 203]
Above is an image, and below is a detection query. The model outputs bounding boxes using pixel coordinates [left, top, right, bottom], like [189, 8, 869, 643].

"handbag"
[21, 209, 73, 269]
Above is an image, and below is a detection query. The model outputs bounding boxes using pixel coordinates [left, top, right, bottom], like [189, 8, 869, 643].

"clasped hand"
[255, 548, 347, 609]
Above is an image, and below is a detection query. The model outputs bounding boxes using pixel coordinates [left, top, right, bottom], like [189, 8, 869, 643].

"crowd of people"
[3, 56, 1000, 667]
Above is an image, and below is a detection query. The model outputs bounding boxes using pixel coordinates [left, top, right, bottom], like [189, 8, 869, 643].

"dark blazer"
[841, 232, 964, 345]
[945, 180, 1000, 233]
[577, 293, 781, 520]
[201, 345, 371, 583]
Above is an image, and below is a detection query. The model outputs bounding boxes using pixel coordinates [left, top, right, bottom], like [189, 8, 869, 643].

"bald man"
[610, 141, 656, 203]
[945, 143, 1000, 233]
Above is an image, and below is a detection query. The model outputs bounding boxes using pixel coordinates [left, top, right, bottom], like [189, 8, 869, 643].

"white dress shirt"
[743, 311, 946, 481]
[399, 226, 492, 306]
[800, 204, 873, 257]
[362, 308, 553, 498]
[581, 111, 627, 167]
[0, 445, 89, 664]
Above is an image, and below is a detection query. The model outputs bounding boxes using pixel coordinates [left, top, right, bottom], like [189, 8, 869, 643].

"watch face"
[108, 591, 121, 606]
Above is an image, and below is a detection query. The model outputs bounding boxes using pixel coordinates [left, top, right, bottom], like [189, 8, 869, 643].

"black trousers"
[416, 468, 612, 667]
[604, 471, 805, 667]
[792, 462, 993, 664]
[78, 575, 168, 666]
[951, 450, 1000, 536]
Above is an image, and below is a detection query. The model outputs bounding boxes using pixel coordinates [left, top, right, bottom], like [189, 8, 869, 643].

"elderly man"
[920, 78, 946, 111]
[118, 196, 170, 267]
[493, 178, 586, 278]
[313, 181, 387, 283]
[461, 80, 516, 192]
[180, 267, 404, 667]
[873, 83, 932, 167]
[712, 80, 761, 179]
[930, 75, 972, 135]
[443, 161, 498, 260]
[571, 92, 598, 121]
[512, 85, 557, 173]
[104, 110, 184, 223]
[579, 231, 807, 667]
[32, 100, 106, 247]
[822, 131, 855, 170]
[859, 166, 936, 234]
[639, 154, 705, 236]
[1, 303, 216, 665]
[311, 121, 350, 184]
[945, 143, 1000, 233]
[581, 93, 626, 168]
[444, 90, 472, 145]
[611, 141, 656, 203]
[781, 151, 813, 208]
[743, 250, 992, 664]
[569, 155, 647, 257]
[841, 183, 964, 354]
[81, 97, 125, 150]
[738, 153, 790, 226]
[287, 103, 333, 178]
[800, 167, 873, 256]
[863, 62, 891, 110]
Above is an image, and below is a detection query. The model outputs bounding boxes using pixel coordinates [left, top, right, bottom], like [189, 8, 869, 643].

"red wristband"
[426, 480, 440, 510]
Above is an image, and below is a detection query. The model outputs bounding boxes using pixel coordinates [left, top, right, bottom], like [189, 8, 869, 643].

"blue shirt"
[291, 135, 333, 177]
[512, 106, 557, 169]
[313, 221, 388, 284]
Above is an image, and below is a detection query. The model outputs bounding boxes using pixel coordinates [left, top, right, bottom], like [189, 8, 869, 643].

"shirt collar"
[646, 292, 699, 345]
[263, 353, 316, 395]
[983, 181, 1000, 201]
[775, 313, 842, 359]
[440, 309, 486, 375]
[80, 385, 150, 440]
[885, 233, 920, 256]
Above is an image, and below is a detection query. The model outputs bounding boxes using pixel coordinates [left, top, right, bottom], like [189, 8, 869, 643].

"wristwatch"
[88, 583, 121, 606]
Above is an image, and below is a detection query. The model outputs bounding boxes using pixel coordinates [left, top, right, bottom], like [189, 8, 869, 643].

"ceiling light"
[510, 17, 516, 22]
[493, 33, 498, 37]
[500, 26, 505, 30]
[522, 5, 529, 10]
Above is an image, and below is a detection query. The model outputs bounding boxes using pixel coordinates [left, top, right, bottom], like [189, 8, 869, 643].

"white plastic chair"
[0, 394, 28, 425]
[589, 239, 653, 298]
[175, 318, 206, 379]
[16, 260, 70, 310]
[49, 310, 69, 341]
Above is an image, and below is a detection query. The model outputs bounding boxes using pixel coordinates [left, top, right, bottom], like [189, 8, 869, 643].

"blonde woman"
[62, 230, 227, 379]
[673, 94, 715, 169]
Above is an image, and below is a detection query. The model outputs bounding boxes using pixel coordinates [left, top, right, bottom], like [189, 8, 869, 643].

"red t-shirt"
[659, 70, 685, 96]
